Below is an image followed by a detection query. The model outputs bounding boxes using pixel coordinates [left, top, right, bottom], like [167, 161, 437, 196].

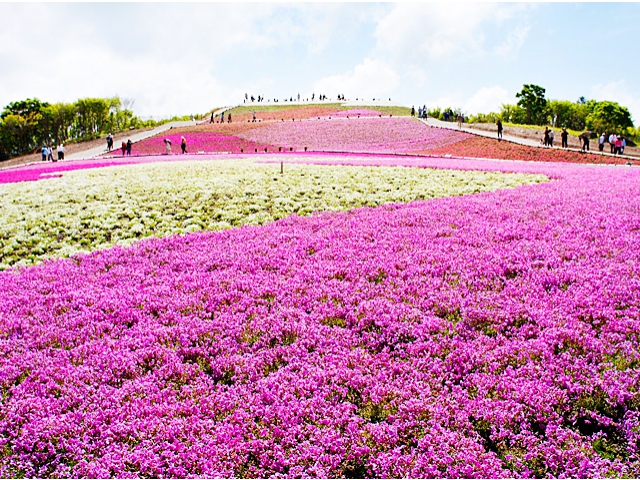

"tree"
[548, 100, 588, 130]
[585, 101, 634, 134]
[515, 84, 548, 125]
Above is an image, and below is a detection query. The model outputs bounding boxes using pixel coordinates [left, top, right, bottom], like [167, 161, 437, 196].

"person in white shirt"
[599, 134, 605, 152]
[548, 129, 554, 147]
[609, 134, 616, 154]
[57, 144, 65, 161]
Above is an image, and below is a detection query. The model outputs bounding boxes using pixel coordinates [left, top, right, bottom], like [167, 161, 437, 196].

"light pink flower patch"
[236, 117, 472, 153]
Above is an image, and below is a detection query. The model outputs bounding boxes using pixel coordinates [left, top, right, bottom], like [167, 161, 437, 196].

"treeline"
[0, 97, 192, 161]
[466, 84, 636, 138]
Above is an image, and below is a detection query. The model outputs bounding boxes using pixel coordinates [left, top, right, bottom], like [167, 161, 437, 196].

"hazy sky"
[1, 3, 639, 121]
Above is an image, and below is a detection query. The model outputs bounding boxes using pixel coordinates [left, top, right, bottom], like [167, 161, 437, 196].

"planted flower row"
[0, 157, 638, 477]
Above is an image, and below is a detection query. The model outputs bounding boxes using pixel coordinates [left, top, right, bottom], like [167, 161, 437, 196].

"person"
[609, 133, 616, 154]
[497, 120, 503, 140]
[121, 141, 126, 156]
[210, 112, 214, 124]
[561, 128, 569, 148]
[164, 139, 172, 155]
[615, 135, 622, 155]
[227, 113, 232, 123]
[41, 146, 47, 162]
[543, 127, 550, 147]
[621, 136, 626, 155]
[548, 129, 554, 147]
[219, 113, 224, 123]
[252, 111, 256, 122]
[457, 114, 462, 129]
[47, 146, 54, 162]
[56, 144, 65, 161]
[126, 139, 132, 155]
[181, 136, 187, 154]
[418, 107, 422, 118]
[312, 93, 315, 101]
[106, 133, 113, 152]
[423, 105, 427, 119]
[411, 106, 415, 117]
[598, 133, 605, 152]
[579, 132, 590, 152]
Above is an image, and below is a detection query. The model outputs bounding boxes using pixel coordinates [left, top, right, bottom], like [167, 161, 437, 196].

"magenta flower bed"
[127, 131, 270, 156]
[236, 117, 472, 153]
[1, 157, 639, 477]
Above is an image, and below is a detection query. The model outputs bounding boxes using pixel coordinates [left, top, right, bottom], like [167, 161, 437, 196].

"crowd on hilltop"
[242, 93, 393, 104]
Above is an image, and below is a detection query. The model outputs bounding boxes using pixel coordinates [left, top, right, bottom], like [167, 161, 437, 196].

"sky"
[1, 2, 639, 122]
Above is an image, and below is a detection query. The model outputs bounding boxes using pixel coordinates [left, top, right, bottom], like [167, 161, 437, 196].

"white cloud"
[464, 86, 511, 115]
[374, 3, 531, 61]
[590, 81, 640, 125]
[312, 58, 400, 99]
[0, 3, 377, 117]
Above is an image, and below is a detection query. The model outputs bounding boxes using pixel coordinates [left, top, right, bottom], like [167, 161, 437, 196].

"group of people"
[41, 144, 65, 162]
[599, 133, 627, 155]
[119, 139, 132, 156]
[495, 122, 629, 155]
[411, 105, 429, 120]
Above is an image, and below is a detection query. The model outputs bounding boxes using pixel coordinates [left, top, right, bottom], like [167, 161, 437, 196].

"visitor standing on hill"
[561, 128, 569, 148]
[210, 112, 214, 123]
[621, 136, 626, 155]
[126, 139, 132, 155]
[598, 133, 605, 152]
[121, 141, 126, 156]
[543, 127, 550, 147]
[615, 136, 622, 155]
[47, 146, 54, 162]
[423, 105, 427, 119]
[609, 133, 616, 154]
[579, 132, 590, 152]
[252, 111, 256, 122]
[411, 106, 415, 117]
[548, 129, 554, 147]
[497, 120, 503, 140]
[41, 146, 47, 162]
[106, 133, 113, 152]
[181, 136, 187, 154]
[457, 114, 462, 129]
[227, 113, 232, 123]
[164, 139, 172, 155]
[57, 144, 65, 161]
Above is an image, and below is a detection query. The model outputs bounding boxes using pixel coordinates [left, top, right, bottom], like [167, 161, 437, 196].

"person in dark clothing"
[181, 136, 187, 154]
[497, 120, 503, 140]
[126, 139, 132, 155]
[411, 106, 415, 117]
[210, 112, 214, 123]
[579, 132, 590, 152]
[543, 127, 549, 146]
[561, 128, 569, 148]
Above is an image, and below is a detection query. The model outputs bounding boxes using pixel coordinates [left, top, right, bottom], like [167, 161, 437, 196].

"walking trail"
[422, 117, 637, 162]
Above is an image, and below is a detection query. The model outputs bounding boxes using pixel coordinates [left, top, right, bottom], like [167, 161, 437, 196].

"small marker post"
[281, 162, 283, 174]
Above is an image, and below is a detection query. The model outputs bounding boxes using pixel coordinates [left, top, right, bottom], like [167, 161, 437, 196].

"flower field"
[234, 118, 471, 153]
[0, 153, 639, 477]
[120, 109, 623, 166]
[2, 102, 640, 478]
[0, 159, 542, 270]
